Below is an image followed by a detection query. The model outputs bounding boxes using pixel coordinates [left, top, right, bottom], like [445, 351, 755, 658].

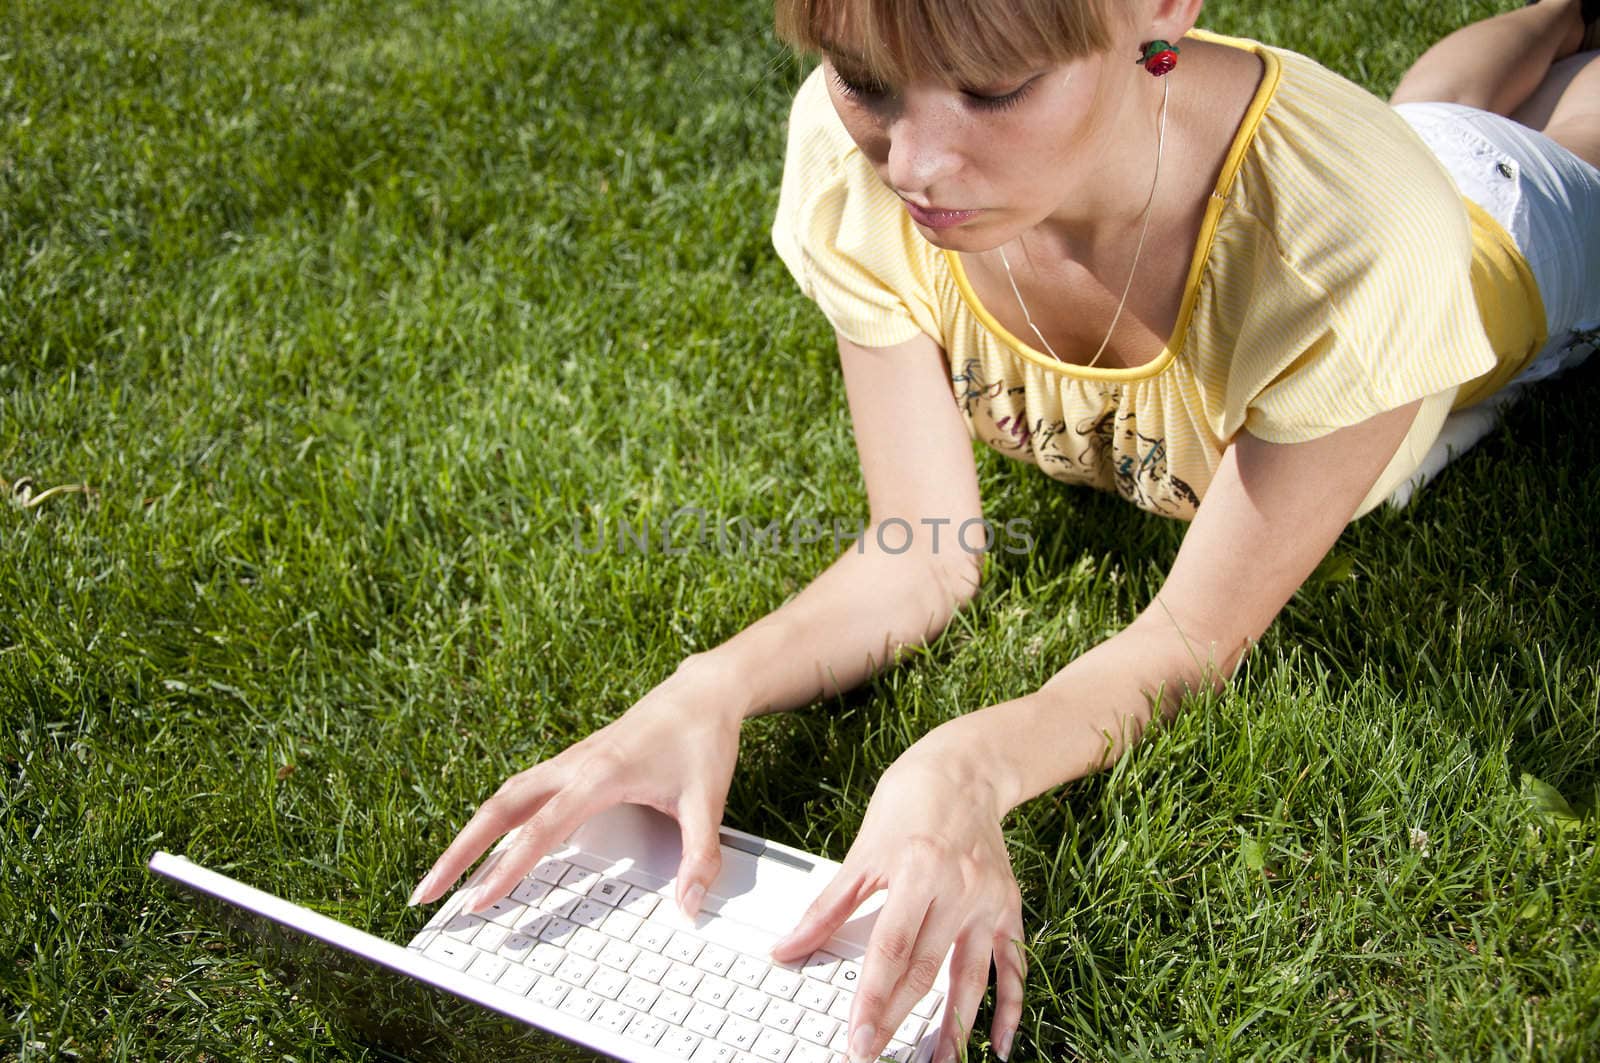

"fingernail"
[996, 1030, 1013, 1060]
[680, 882, 706, 920]
[848, 1023, 877, 1062]
[408, 869, 439, 907]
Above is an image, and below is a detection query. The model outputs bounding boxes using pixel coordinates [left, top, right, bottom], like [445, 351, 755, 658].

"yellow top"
[771, 29, 1547, 519]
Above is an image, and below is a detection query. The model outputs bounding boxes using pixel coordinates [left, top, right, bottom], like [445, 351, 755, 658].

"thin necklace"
[998, 74, 1170, 370]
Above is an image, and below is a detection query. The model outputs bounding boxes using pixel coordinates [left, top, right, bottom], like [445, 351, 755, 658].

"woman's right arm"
[412, 329, 983, 914]
[680, 328, 984, 716]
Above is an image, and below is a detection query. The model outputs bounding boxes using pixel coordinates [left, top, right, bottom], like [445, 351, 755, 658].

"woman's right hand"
[407, 657, 746, 919]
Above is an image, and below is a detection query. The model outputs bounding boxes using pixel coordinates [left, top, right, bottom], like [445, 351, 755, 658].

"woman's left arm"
[770, 400, 1425, 1063]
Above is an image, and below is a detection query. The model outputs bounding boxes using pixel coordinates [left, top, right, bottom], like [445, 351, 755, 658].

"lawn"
[3, 0, 1599, 1059]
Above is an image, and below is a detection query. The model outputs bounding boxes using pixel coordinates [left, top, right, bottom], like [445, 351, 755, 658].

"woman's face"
[821, 44, 1134, 252]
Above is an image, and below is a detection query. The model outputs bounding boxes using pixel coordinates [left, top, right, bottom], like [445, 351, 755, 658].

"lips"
[901, 198, 982, 230]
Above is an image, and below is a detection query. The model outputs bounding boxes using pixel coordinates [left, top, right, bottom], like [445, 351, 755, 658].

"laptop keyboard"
[410, 851, 945, 1063]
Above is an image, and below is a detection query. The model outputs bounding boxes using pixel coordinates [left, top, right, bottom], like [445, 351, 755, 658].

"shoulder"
[1225, 37, 1474, 273]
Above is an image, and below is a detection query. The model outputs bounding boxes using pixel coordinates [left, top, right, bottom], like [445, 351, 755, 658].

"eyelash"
[830, 69, 1034, 113]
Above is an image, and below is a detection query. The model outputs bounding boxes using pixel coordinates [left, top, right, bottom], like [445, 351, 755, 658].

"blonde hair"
[772, 0, 1132, 88]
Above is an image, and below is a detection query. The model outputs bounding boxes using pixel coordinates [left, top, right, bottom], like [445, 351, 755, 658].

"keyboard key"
[620, 978, 662, 1012]
[634, 921, 675, 953]
[759, 967, 802, 1001]
[513, 912, 551, 939]
[762, 1000, 802, 1034]
[663, 962, 703, 996]
[466, 952, 508, 983]
[795, 1011, 836, 1046]
[472, 923, 509, 953]
[592, 878, 630, 905]
[527, 942, 565, 974]
[692, 974, 735, 1008]
[594, 1000, 634, 1032]
[828, 992, 852, 1022]
[480, 897, 526, 926]
[911, 991, 943, 1019]
[422, 937, 476, 971]
[530, 978, 569, 1009]
[794, 979, 835, 1013]
[561, 865, 603, 895]
[801, 951, 841, 982]
[588, 965, 629, 1000]
[695, 943, 736, 976]
[789, 1044, 832, 1063]
[537, 916, 579, 946]
[557, 988, 602, 1020]
[540, 888, 583, 918]
[511, 878, 553, 906]
[630, 951, 672, 983]
[497, 932, 537, 963]
[497, 965, 537, 996]
[599, 939, 640, 971]
[894, 1013, 926, 1043]
[555, 955, 597, 987]
[692, 1041, 737, 1063]
[686, 1001, 728, 1037]
[442, 914, 485, 942]
[751, 1027, 795, 1061]
[624, 1013, 669, 1046]
[665, 932, 705, 965]
[830, 960, 861, 991]
[573, 898, 614, 926]
[719, 1015, 761, 1049]
[531, 859, 569, 884]
[658, 1027, 703, 1059]
[728, 955, 769, 988]
[602, 909, 644, 940]
[620, 884, 661, 917]
[569, 927, 608, 960]
[728, 986, 769, 1021]
[650, 989, 694, 1024]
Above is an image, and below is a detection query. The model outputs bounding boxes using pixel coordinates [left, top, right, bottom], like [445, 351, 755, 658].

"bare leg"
[1515, 50, 1600, 168]
[1390, 0, 1586, 114]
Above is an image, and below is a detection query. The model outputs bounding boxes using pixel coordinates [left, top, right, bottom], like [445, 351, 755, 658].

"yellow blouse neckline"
[942, 31, 1283, 382]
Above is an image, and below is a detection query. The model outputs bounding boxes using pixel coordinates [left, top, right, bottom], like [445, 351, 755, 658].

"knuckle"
[904, 954, 942, 993]
[872, 929, 915, 965]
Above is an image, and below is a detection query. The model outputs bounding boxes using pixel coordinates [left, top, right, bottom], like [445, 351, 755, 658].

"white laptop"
[149, 802, 952, 1062]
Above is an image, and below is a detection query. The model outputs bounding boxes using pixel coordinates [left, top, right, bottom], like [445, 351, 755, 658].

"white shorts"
[1394, 100, 1600, 381]
[1382, 102, 1600, 508]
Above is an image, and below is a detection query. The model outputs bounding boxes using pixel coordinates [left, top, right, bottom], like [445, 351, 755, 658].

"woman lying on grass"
[412, 1, 1600, 1059]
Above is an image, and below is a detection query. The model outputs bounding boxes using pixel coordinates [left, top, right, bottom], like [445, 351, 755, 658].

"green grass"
[4, 0, 1599, 1058]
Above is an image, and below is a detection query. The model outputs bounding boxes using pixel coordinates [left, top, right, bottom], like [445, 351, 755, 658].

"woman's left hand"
[768, 723, 1026, 1063]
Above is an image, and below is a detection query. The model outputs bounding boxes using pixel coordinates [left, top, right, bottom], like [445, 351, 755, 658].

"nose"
[882, 95, 963, 199]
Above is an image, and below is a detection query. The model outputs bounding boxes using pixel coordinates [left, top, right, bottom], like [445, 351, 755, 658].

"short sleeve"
[771, 68, 936, 349]
[1214, 55, 1500, 445]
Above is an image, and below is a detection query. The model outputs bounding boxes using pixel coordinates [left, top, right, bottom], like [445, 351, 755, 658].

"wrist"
[913, 711, 1028, 817]
[670, 650, 758, 725]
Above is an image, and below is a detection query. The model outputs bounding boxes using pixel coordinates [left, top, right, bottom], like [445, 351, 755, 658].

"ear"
[1147, 0, 1206, 44]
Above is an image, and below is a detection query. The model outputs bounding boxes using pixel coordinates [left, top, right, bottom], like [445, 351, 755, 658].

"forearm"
[677, 524, 981, 720]
[938, 613, 1244, 811]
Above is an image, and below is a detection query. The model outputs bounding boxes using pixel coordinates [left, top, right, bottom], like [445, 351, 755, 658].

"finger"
[673, 788, 726, 919]
[769, 866, 874, 963]
[846, 884, 936, 1063]
[463, 788, 604, 912]
[408, 773, 555, 906]
[878, 896, 966, 1055]
[932, 931, 992, 1063]
[988, 925, 1027, 1062]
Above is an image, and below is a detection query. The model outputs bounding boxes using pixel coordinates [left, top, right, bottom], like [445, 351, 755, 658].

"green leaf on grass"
[1242, 836, 1266, 872]
[1521, 772, 1583, 831]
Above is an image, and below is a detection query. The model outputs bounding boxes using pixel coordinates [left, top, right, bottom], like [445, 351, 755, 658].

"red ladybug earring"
[1138, 39, 1180, 76]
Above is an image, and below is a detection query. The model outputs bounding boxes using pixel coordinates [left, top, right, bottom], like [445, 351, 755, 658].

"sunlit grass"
[3, 0, 1598, 1058]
